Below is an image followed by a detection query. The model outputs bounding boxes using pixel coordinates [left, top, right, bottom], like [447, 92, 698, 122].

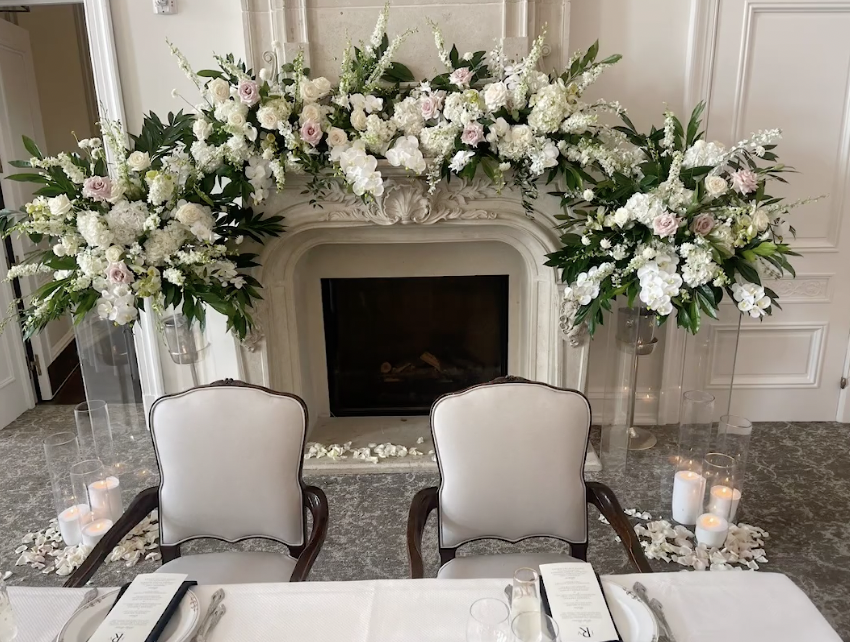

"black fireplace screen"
[321, 275, 509, 416]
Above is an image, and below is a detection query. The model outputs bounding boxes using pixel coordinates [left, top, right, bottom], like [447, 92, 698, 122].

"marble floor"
[1, 406, 849, 639]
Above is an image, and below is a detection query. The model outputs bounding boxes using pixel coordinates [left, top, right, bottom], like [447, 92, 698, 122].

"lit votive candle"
[671, 470, 705, 526]
[88, 476, 122, 521]
[708, 485, 741, 521]
[81, 518, 113, 548]
[695, 513, 729, 548]
[57, 504, 91, 546]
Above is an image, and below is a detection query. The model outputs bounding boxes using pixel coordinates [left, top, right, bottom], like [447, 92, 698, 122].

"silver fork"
[193, 589, 225, 642]
[633, 582, 676, 642]
[197, 604, 226, 642]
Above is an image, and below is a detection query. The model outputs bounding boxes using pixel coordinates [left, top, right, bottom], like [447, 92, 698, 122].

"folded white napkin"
[9, 586, 90, 642]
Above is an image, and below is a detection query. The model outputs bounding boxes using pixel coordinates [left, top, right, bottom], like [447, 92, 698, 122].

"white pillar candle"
[81, 518, 113, 548]
[708, 485, 742, 521]
[671, 470, 705, 525]
[88, 476, 122, 521]
[57, 504, 91, 546]
[695, 513, 729, 548]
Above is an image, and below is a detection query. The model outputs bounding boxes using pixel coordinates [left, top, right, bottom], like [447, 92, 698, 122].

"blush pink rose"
[300, 119, 323, 146]
[691, 213, 715, 236]
[237, 80, 261, 106]
[461, 122, 485, 146]
[106, 261, 134, 285]
[420, 95, 442, 120]
[652, 213, 681, 238]
[449, 67, 474, 88]
[82, 176, 113, 202]
[730, 169, 758, 194]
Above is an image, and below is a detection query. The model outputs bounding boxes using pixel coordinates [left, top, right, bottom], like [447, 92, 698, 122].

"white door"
[0, 238, 34, 427]
[0, 18, 61, 399]
[686, 0, 850, 420]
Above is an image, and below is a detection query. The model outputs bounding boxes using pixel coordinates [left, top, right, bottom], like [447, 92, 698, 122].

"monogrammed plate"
[602, 581, 659, 642]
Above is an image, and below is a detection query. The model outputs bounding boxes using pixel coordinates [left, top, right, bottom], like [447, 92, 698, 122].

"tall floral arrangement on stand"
[547, 104, 805, 338]
[0, 115, 283, 339]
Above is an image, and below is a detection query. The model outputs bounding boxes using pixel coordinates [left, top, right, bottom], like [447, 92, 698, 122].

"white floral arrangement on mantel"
[0, 1, 805, 342]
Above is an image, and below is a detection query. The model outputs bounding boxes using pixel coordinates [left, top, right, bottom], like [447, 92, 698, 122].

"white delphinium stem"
[101, 118, 131, 188]
[512, 26, 547, 106]
[660, 109, 676, 152]
[167, 40, 202, 90]
[338, 38, 355, 95]
[428, 19, 453, 71]
[366, 0, 390, 57]
[487, 39, 506, 78]
[716, 128, 782, 169]
[365, 28, 417, 90]
[213, 54, 250, 82]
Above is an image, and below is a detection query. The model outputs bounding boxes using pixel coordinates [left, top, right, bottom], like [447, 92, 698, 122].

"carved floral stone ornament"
[0, 2, 805, 347]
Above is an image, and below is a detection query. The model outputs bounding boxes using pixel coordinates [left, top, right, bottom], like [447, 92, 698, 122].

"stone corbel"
[242, 0, 310, 72]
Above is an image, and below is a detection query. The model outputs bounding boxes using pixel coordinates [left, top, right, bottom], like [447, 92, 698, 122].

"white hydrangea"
[419, 122, 460, 159]
[682, 139, 726, 169]
[190, 141, 224, 173]
[146, 173, 175, 206]
[391, 96, 425, 136]
[163, 267, 185, 287]
[528, 80, 571, 134]
[77, 211, 114, 249]
[637, 251, 682, 316]
[732, 282, 771, 318]
[442, 89, 483, 125]
[144, 220, 188, 266]
[385, 136, 426, 174]
[361, 114, 397, 155]
[680, 243, 719, 288]
[104, 200, 148, 247]
[616, 192, 668, 227]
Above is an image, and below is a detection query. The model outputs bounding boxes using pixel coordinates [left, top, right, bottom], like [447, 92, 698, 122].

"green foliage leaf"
[22, 136, 42, 159]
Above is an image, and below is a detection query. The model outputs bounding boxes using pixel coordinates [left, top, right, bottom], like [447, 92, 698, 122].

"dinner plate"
[601, 581, 659, 642]
[56, 588, 200, 642]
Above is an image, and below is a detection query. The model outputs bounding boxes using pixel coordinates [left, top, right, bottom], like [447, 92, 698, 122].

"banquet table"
[10, 571, 841, 642]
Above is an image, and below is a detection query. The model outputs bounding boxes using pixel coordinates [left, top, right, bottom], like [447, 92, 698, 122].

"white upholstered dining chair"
[65, 379, 329, 587]
[407, 376, 651, 579]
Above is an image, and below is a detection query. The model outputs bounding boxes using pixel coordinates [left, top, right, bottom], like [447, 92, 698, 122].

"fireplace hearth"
[321, 275, 509, 416]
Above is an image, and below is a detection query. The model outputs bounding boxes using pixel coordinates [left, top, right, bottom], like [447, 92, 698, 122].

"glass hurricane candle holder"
[703, 452, 737, 521]
[715, 414, 751, 521]
[74, 400, 114, 467]
[671, 391, 714, 526]
[70, 459, 120, 525]
[44, 432, 89, 546]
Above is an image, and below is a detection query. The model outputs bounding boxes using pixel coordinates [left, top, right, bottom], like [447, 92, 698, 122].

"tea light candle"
[88, 476, 122, 521]
[671, 470, 705, 525]
[57, 504, 91, 546]
[708, 485, 741, 520]
[81, 518, 113, 548]
[695, 513, 728, 548]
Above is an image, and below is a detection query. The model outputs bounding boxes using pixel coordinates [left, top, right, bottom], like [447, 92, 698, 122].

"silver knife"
[198, 603, 226, 642]
[650, 597, 677, 642]
[633, 582, 675, 642]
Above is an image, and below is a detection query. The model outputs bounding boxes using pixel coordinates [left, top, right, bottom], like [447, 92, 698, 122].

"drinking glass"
[467, 598, 509, 642]
[511, 612, 560, 642]
[0, 578, 17, 641]
[510, 568, 541, 618]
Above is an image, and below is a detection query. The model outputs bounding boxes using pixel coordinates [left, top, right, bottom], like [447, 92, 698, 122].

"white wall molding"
[764, 274, 834, 304]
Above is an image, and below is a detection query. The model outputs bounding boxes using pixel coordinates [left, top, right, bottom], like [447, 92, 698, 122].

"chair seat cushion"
[156, 551, 297, 584]
[437, 553, 580, 579]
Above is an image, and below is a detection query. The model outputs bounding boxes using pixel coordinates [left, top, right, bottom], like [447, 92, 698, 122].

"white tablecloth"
[7, 587, 90, 642]
[10, 572, 841, 642]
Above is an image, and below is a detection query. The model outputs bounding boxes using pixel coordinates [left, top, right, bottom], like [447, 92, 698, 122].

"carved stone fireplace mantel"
[237, 169, 590, 410]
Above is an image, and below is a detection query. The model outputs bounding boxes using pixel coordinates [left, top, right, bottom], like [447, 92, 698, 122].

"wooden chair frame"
[64, 379, 330, 588]
[406, 377, 652, 578]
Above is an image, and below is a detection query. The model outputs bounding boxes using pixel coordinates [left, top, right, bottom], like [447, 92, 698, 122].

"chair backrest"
[149, 381, 308, 547]
[431, 378, 591, 549]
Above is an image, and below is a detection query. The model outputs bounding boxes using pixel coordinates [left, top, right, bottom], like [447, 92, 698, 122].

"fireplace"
[321, 275, 509, 416]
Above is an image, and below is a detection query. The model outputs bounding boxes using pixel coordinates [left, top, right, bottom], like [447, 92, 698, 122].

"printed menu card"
[539, 563, 619, 642]
[88, 573, 189, 642]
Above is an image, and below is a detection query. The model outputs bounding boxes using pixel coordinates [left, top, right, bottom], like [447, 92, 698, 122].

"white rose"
[300, 102, 323, 124]
[483, 82, 509, 112]
[193, 118, 213, 141]
[510, 124, 533, 148]
[227, 111, 247, 128]
[48, 195, 72, 218]
[256, 106, 279, 130]
[752, 208, 771, 232]
[174, 202, 205, 226]
[350, 109, 368, 131]
[704, 175, 728, 197]
[312, 77, 332, 97]
[105, 246, 123, 263]
[127, 151, 151, 172]
[300, 79, 321, 102]
[326, 127, 348, 147]
[207, 78, 231, 104]
[613, 208, 630, 227]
